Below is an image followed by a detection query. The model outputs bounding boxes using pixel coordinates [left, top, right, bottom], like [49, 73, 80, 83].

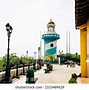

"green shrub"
[50, 59, 58, 64]
[72, 73, 77, 79]
[68, 73, 77, 84]
[68, 78, 77, 84]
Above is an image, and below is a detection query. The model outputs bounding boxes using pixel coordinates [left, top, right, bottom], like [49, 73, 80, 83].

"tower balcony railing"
[42, 34, 60, 39]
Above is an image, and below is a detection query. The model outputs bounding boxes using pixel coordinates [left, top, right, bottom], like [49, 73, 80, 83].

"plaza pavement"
[13, 64, 81, 84]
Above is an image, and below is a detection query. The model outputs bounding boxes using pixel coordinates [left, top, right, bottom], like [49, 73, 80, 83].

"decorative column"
[80, 27, 87, 77]
[87, 19, 89, 77]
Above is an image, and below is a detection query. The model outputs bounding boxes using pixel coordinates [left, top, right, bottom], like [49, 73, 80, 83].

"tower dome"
[47, 19, 55, 28]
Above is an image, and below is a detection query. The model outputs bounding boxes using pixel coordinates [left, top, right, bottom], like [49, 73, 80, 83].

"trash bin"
[26, 69, 34, 83]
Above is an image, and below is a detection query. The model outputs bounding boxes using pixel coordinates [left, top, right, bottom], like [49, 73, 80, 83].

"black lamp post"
[5, 23, 13, 83]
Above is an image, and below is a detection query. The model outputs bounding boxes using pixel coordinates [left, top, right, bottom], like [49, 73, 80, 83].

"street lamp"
[26, 50, 28, 57]
[5, 23, 13, 83]
[58, 50, 63, 65]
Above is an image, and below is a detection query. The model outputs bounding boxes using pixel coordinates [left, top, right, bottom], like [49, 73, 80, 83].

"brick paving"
[13, 64, 81, 84]
[77, 78, 89, 84]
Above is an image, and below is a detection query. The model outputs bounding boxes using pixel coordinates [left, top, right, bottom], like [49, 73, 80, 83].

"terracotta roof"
[75, 0, 89, 27]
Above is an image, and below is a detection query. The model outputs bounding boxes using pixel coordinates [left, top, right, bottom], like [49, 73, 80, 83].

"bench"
[26, 77, 38, 84]
[44, 64, 53, 73]
[44, 68, 50, 73]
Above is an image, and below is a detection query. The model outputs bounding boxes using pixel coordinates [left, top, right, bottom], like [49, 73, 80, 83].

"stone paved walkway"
[77, 77, 89, 84]
[13, 64, 81, 84]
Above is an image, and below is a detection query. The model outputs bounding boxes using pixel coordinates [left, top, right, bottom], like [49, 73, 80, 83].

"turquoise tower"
[42, 19, 60, 59]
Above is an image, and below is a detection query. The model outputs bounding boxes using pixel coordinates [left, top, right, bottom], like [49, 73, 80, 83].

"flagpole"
[40, 31, 42, 58]
[69, 31, 70, 53]
[66, 30, 68, 53]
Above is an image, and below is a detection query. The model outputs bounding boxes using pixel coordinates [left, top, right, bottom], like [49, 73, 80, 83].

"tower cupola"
[47, 19, 56, 34]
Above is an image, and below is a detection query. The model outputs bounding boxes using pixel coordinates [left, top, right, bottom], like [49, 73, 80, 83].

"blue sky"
[0, 0, 80, 57]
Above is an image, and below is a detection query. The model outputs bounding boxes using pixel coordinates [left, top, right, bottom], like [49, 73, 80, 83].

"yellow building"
[75, 0, 89, 77]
